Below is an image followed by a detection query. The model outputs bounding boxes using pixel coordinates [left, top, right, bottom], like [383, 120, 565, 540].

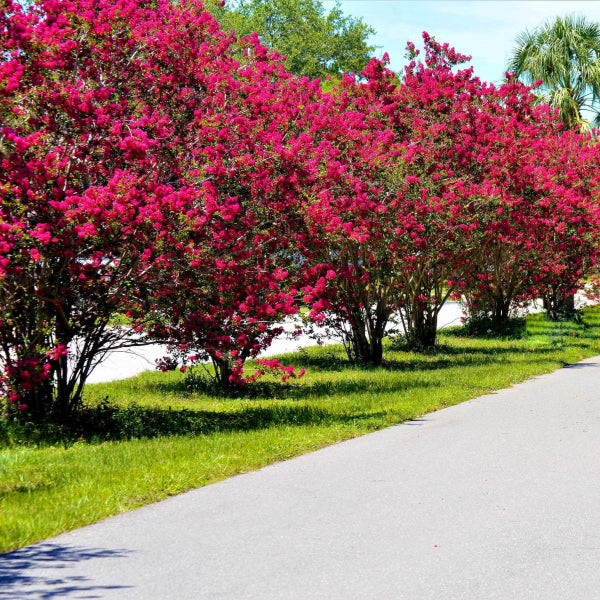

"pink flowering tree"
[294, 39, 486, 359]
[379, 37, 496, 348]
[299, 34, 600, 356]
[0, 0, 309, 417]
[455, 78, 561, 324]
[292, 64, 399, 364]
[139, 37, 326, 388]
[298, 36, 514, 357]
[532, 131, 600, 316]
[462, 88, 600, 324]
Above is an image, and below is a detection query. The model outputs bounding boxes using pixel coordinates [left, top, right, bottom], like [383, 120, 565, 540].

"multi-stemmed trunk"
[347, 316, 385, 366]
[491, 294, 511, 324]
[406, 304, 438, 349]
[210, 354, 234, 389]
[543, 290, 576, 320]
[341, 299, 390, 366]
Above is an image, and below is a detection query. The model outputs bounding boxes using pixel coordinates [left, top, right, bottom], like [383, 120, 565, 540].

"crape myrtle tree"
[144, 43, 322, 388]
[459, 78, 563, 324]
[507, 15, 600, 315]
[394, 39, 599, 337]
[383, 37, 499, 349]
[0, 0, 198, 419]
[298, 38, 486, 360]
[0, 0, 305, 418]
[463, 83, 600, 324]
[529, 131, 600, 315]
[293, 61, 399, 365]
[299, 35, 526, 358]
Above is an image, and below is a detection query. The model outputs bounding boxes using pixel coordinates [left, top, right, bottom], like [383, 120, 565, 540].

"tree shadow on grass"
[525, 324, 598, 340]
[0, 403, 372, 446]
[83, 402, 341, 441]
[4, 375, 443, 446]
[104, 340, 575, 402]
[64, 349, 574, 444]
[444, 313, 600, 340]
[247, 344, 533, 374]
[0, 543, 132, 599]
[563, 361, 599, 369]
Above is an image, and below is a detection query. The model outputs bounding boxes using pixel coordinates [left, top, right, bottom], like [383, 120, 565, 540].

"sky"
[321, 1, 600, 86]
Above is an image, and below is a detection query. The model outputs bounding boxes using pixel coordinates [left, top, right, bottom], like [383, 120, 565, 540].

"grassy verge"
[1, 309, 600, 553]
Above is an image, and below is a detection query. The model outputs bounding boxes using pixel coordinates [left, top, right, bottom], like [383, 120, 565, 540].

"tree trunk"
[53, 352, 74, 419]
[348, 322, 384, 365]
[544, 290, 576, 320]
[211, 356, 233, 389]
[346, 312, 386, 366]
[406, 304, 438, 350]
[562, 293, 576, 312]
[368, 335, 383, 366]
[492, 295, 511, 324]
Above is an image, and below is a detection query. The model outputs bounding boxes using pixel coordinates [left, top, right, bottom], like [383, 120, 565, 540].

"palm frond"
[506, 14, 600, 129]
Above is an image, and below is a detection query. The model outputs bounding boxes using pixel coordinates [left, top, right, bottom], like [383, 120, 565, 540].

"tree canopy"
[2, 0, 600, 421]
[207, 0, 376, 79]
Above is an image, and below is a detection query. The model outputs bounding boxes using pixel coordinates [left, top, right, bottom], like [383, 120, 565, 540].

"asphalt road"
[3, 355, 600, 599]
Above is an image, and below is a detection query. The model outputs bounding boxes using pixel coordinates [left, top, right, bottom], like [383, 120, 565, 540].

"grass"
[1, 308, 600, 553]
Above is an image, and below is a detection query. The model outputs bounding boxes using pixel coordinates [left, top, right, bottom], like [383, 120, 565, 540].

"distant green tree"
[206, 0, 376, 80]
[507, 15, 600, 130]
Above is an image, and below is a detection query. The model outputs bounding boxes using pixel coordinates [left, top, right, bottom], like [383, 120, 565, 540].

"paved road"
[3, 355, 600, 599]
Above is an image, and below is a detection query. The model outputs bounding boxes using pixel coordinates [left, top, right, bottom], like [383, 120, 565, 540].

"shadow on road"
[0, 543, 132, 599]
[563, 361, 599, 369]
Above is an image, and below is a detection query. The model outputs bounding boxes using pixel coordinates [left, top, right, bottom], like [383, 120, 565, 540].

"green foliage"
[2, 307, 600, 553]
[458, 312, 527, 339]
[207, 0, 376, 79]
[507, 15, 600, 129]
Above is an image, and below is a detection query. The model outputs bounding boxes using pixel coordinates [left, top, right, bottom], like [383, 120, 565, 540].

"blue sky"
[322, 1, 600, 85]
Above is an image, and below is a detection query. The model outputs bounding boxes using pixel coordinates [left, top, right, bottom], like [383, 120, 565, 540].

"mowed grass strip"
[1, 309, 600, 553]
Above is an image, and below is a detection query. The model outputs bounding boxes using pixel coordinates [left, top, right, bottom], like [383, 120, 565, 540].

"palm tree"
[507, 15, 600, 130]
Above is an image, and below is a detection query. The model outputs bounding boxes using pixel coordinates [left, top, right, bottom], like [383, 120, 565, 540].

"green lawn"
[1, 309, 600, 553]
